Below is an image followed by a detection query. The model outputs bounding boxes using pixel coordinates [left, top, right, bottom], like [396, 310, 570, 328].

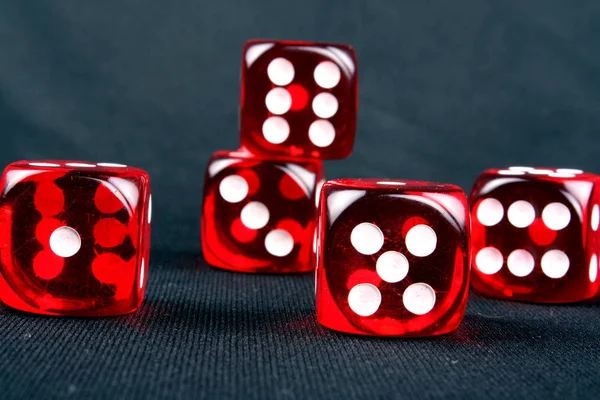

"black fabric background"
[1, 1, 599, 399]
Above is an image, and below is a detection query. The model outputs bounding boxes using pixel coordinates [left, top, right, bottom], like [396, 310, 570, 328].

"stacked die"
[201, 40, 358, 273]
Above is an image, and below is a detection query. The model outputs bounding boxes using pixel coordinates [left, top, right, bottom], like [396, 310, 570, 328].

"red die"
[470, 166, 600, 303]
[315, 179, 470, 337]
[240, 39, 358, 160]
[202, 150, 323, 273]
[0, 161, 151, 316]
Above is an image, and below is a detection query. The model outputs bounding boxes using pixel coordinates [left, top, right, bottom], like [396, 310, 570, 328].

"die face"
[0, 161, 151, 316]
[315, 179, 470, 337]
[202, 150, 323, 273]
[240, 40, 357, 160]
[470, 167, 600, 303]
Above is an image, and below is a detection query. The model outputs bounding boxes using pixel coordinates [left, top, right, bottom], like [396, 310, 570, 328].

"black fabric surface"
[1, 1, 600, 399]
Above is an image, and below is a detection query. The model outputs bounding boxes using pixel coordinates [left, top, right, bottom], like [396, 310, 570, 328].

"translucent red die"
[240, 39, 358, 160]
[202, 150, 324, 273]
[0, 161, 152, 316]
[315, 179, 470, 337]
[470, 167, 600, 303]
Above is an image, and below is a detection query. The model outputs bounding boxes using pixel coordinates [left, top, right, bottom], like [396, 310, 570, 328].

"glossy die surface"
[470, 167, 600, 303]
[0, 161, 151, 316]
[202, 150, 323, 273]
[240, 39, 358, 159]
[315, 179, 470, 337]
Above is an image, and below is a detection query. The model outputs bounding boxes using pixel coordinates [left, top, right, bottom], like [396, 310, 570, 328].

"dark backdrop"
[0, 1, 599, 399]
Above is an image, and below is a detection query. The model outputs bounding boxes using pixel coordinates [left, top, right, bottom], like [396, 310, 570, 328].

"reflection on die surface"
[240, 39, 358, 160]
[201, 150, 324, 273]
[0, 161, 152, 316]
[470, 167, 600, 303]
[315, 179, 470, 337]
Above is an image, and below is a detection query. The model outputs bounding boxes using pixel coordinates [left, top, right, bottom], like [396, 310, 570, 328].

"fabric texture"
[0, 1, 599, 399]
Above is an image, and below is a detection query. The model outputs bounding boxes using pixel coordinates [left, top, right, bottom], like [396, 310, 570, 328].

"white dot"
[240, 201, 270, 230]
[509, 166, 535, 172]
[507, 200, 535, 228]
[477, 198, 504, 226]
[498, 170, 525, 176]
[507, 249, 535, 277]
[97, 163, 127, 168]
[66, 163, 96, 168]
[529, 169, 553, 175]
[556, 168, 583, 175]
[265, 87, 292, 115]
[376, 251, 409, 283]
[219, 175, 248, 203]
[377, 181, 406, 186]
[541, 250, 570, 279]
[542, 203, 571, 230]
[403, 283, 436, 315]
[262, 116, 290, 144]
[350, 223, 384, 255]
[308, 120, 336, 147]
[265, 229, 294, 257]
[49, 227, 82, 258]
[548, 172, 576, 178]
[29, 162, 60, 167]
[348, 283, 381, 317]
[405, 225, 437, 257]
[314, 61, 341, 89]
[148, 195, 152, 224]
[267, 57, 294, 86]
[589, 255, 598, 283]
[591, 205, 599, 231]
[312, 93, 338, 119]
[139, 259, 145, 289]
[475, 247, 504, 275]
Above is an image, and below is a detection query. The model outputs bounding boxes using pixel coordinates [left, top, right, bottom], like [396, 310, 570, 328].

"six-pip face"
[470, 167, 600, 303]
[240, 39, 358, 160]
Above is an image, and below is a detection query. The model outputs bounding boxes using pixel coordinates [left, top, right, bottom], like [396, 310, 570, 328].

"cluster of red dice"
[198, 40, 600, 337]
[0, 40, 598, 337]
[199, 40, 470, 336]
[315, 165, 600, 337]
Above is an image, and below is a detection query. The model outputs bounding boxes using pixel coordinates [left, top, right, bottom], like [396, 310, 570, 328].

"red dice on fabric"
[0, 161, 152, 316]
[315, 179, 470, 337]
[240, 39, 358, 160]
[470, 166, 600, 303]
[202, 150, 323, 273]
